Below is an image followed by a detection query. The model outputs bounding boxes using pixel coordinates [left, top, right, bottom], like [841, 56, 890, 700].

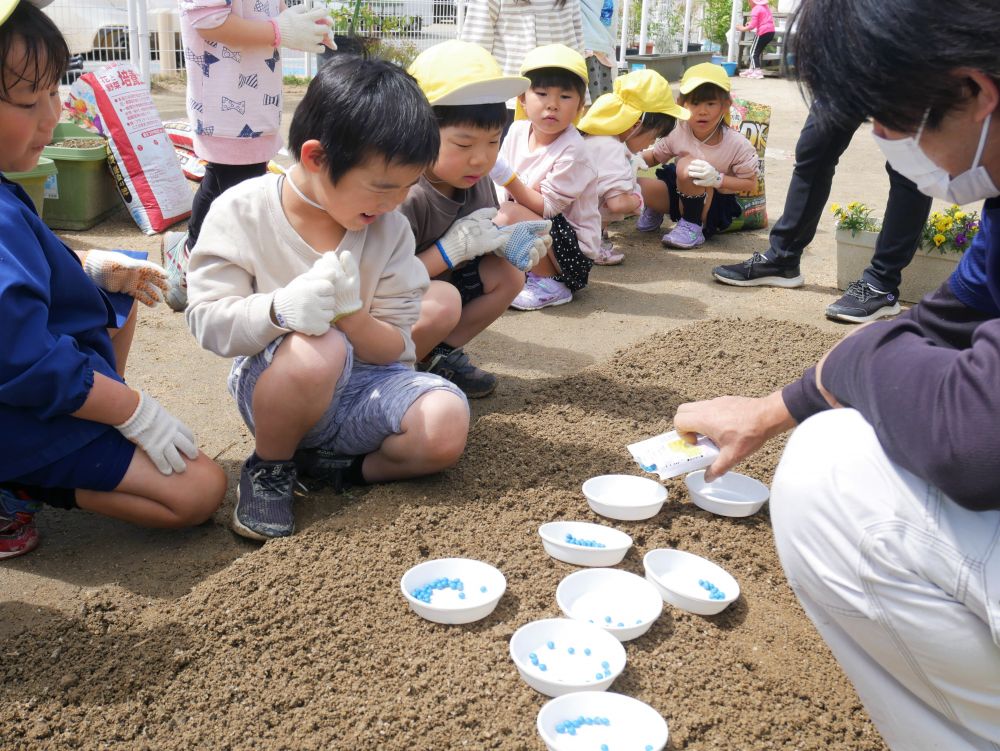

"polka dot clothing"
[586, 55, 614, 102]
[550, 214, 594, 292]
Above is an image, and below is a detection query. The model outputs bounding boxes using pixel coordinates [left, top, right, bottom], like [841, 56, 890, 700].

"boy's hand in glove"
[115, 391, 198, 475]
[329, 250, 363, 323]
[83, 250, 168, 307]
[272, 253, 343, 336]
[688, 159, 724, 188]
[434, 207, 505, 268]
[276, 2, 333, 54]
[496, 219, 551, 271]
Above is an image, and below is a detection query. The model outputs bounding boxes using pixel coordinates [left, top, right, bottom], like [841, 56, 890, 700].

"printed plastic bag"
[65, 63, 192, 234]
[723, 97, 770, 232]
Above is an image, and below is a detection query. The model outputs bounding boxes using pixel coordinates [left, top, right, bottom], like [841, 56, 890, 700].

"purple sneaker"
[662, 219, 706, 249]
[636, 206, 664, 233]
[510, 272, 573, 310]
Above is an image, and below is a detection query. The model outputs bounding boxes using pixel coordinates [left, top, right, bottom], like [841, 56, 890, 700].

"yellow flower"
[930, 211, 942, 221]
[942, 217, 954, 230]
[933, 233, 947, 246]
[935, 220, 949, 232]
[847, 201, 860, 211]
[951, 204, 960, 211]
[955, 211, 966, 221]
[830, 203, 841, 213]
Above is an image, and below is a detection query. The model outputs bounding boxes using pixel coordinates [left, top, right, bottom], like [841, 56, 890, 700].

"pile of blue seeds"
[698, 579, 726, 600]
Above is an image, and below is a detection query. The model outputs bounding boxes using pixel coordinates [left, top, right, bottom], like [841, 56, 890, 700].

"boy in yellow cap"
[634, 62, 759, 249]
[578, 69, 690, 264]
[403, 40, 550, 398]
[495, 44, 601, 310]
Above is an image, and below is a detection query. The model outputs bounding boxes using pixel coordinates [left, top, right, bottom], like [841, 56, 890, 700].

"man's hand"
[674, 391, 796, 481]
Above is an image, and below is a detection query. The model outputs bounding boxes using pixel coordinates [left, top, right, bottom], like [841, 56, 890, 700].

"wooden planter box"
[835, 228, 961, 304]
[624, 51, 714, 80]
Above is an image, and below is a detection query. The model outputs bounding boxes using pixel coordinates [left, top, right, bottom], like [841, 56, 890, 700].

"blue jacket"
[0, 178, 123, 482]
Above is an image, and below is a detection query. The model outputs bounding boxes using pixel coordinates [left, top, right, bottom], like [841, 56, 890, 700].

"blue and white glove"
[496, 219, 551, 271]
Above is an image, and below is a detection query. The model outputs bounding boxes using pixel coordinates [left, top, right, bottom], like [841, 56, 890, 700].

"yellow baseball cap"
[515, 44, 589, 123]
[578, 69, 690, 136]
[408, 40, 529, 107]
[1, 0, 54, 26]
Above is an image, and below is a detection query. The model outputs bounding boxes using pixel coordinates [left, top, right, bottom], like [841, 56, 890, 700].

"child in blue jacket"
[0, 0, 226, 559]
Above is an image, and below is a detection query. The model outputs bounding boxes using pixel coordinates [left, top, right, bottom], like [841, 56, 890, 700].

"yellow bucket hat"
[1, 0, 53, 26]
[408, 40, 530, 106]
[578, 69, 690, 136]
[514, 44, 589, 123]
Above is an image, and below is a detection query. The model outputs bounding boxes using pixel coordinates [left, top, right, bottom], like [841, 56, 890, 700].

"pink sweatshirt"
[747, 4, 776, 35]
[498, 120, 601, 260]
[179, 0, 284, 165]
[651, 121, 759, 193]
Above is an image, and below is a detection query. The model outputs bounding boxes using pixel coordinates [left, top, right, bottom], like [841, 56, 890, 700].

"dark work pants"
[767, 104, 932, 293]
[187, 161, 269, 248]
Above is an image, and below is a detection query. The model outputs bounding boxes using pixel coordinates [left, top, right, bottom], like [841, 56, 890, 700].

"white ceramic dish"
[582, 475, 668, 521]
[685, 470, 770, 517]
[537, 691, 669, 751]
[556, 568, 663, 642]
[643, 549, 740, 616]
[538, 521, 633, 567]
[400, 558, 506, 625]
[509, 618, 627, 697]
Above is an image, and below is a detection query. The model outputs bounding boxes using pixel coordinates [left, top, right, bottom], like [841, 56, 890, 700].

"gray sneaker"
[420, 346, 497, 398]
[825, 280, 901, 323]
[233, 455, 297, 540]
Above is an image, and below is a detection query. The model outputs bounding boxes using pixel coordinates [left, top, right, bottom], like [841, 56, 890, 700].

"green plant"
[830, 201, 881, 235]
[327, 1, 420, 35]
[921, 204, 981, 254]
[702, 0, 734, 53]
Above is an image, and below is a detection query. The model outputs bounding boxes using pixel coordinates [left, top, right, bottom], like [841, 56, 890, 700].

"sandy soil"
[1, 76, 905, 749]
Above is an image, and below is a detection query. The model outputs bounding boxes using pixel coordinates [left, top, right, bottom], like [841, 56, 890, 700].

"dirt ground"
[2, 76, 903, 749]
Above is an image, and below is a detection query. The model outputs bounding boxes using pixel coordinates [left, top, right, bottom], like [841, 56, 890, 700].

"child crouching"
[577, 69, 689, 264]
[494, 44, 601, 311]
[634, 63, 759, 249]
[186, 55, 470, 540]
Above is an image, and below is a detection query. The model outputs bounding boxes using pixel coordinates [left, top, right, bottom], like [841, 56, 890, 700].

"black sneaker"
[293, 448, 354, 493]
[233, 455, 297, 540]
[825, 280, 902, 323]
[713, 252, 805, 288]
[420, 346, 497, 398]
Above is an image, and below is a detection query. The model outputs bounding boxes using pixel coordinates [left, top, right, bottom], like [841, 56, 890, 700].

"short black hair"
[525, 66, 586, 102]
[432, 103, 507, 132]
[791, 0, 1000, 132]
[288, 55, 439, 183]
[0, 2, 69, 102]
[678, 83, 730, 107]
[636, 112, 677, 139]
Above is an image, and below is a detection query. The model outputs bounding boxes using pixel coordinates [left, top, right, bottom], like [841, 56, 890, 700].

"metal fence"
[43, 0, 710, 86]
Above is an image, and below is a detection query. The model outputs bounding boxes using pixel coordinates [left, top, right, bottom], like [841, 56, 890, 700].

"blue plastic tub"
[720, 61, 738, 76]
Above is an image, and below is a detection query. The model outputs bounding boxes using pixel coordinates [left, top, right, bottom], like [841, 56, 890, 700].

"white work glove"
[629, 151, 650, 175]
[272, 253, 342, 336]
[115, 391, 198, 475]
[329, 250, 363, 323]
[83, 250, 168, 307]
[435, 207, 505, 268]
[275, 3, 333, 54]
[496, 219, 551, 272]
[489, 154, 517, 187]
[688, 158, 724, 188]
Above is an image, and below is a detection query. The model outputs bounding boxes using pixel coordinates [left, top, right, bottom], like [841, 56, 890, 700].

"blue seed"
[480, 586, 487, 593]
[604, 616, 612, 623]
[617, 622, 624, 627]
[601, 745, 609, 751]
[547, 641, 555, 649]
[568, 647, 575, 655]
[539, 664, 547, 672]
[601, 661, 609, 669]
[584, 648, 591, 656]
[458, 592, 466, 599]
[646, 746, 654, 751]
[596, 672, 603, 679]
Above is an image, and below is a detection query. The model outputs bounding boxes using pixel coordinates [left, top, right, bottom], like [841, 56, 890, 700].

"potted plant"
[833, 202, 981, 303]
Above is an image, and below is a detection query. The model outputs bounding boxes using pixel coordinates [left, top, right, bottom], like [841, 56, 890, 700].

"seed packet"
[627, 430, 720, 479]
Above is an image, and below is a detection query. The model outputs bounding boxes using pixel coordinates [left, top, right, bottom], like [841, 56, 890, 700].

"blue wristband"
[435, 240, 454, 269]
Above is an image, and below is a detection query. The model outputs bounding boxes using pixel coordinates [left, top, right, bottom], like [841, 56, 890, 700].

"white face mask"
[873, 108, 999, 205]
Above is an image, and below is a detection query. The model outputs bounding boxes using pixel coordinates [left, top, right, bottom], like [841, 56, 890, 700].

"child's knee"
[162, 455, 227, 527]
[480, 253, 525, 293]
[274, 329, 349, 385]
[423, 280, 462, 327]
[496, 202, 543, 227]
[416, 391, 469, 465]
